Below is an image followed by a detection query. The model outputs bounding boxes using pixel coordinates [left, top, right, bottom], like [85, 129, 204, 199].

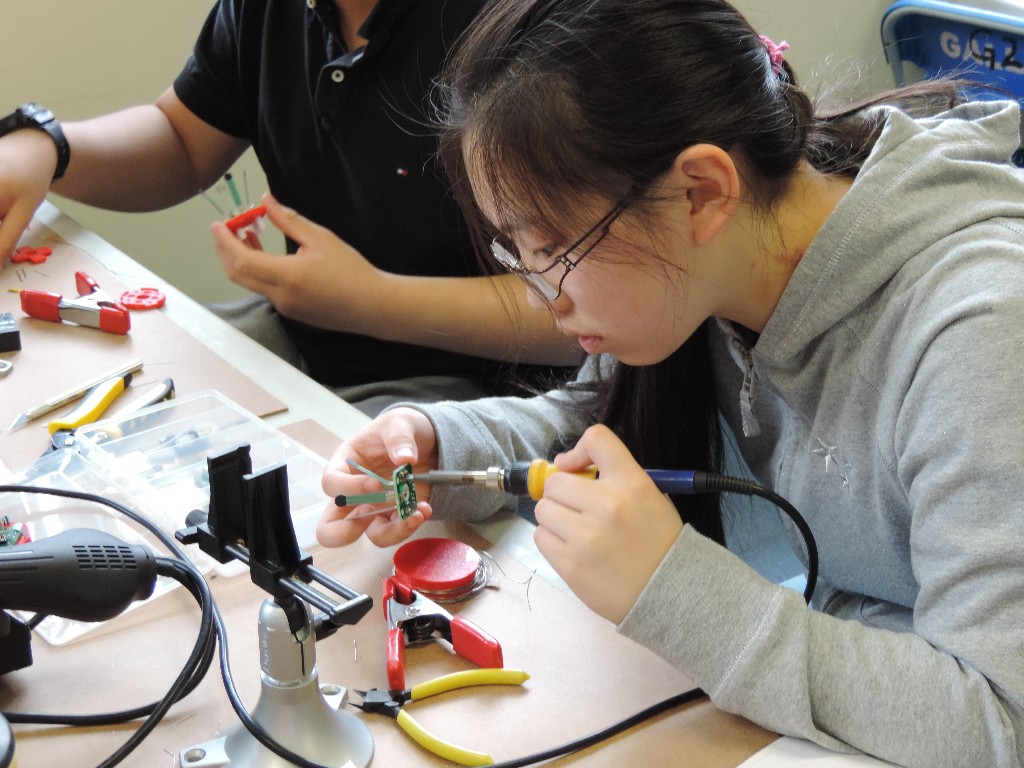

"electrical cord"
[483, 471, 818, 768]
[489, 686, 707, 768]
[691, 471, 818, 604]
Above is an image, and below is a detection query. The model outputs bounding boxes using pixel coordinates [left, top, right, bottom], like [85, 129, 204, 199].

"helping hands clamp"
[20, 271, 131, 334]
[174, 445, 375, 768]
[384, 576, 503, 691]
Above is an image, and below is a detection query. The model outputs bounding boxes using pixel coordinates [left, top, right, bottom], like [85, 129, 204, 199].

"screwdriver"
[336, 458, 705, 510]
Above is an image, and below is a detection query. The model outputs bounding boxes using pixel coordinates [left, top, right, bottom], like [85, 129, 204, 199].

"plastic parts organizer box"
[882, 0, 1024, 98]
[73, 390, 328, 570]
[0, 391, 330, 645]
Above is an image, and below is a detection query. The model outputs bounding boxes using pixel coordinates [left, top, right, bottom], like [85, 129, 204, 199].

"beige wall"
[1, 1, 897, 304]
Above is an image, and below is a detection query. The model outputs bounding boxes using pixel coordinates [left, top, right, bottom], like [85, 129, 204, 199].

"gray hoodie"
[413, 100, 1024, 767]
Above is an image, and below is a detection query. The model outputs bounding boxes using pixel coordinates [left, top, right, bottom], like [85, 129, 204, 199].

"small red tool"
[20, 271, 131, 334]
[120, 287, 166, 310]
[12, 246, 53, 264]
[225, 205, 267, 250]
[383, 576, 503, 691]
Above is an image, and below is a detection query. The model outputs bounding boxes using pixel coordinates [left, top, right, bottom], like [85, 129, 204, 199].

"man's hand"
[211, 192, 385, 331]
[0, 130, 59, 267]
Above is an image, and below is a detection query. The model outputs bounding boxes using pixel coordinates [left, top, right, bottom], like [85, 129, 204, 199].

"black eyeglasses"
[490, 202, 628, 301]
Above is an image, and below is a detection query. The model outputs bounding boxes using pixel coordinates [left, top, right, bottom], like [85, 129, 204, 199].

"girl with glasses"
[319, 2, 1024, 765]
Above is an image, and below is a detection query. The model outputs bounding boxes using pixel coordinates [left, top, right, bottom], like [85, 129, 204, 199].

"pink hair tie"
[759, 34, 791, 77]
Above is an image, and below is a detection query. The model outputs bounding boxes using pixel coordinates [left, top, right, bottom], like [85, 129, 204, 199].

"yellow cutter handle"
[47, 373, 131, 434]
[398, 669, 529, 766]
[395, 710, 493, 766]
[409, 669, 530, 700]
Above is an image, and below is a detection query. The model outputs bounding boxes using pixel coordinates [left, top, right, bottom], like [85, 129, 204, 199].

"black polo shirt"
[174, 0, 513, 389]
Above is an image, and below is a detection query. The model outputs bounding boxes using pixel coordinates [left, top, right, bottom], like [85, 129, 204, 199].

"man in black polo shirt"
[0, 0, 580, 413]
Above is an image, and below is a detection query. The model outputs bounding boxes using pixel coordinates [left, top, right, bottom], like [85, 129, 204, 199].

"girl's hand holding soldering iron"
[536, 424, 683, 624]
[318, 407, 437, 549]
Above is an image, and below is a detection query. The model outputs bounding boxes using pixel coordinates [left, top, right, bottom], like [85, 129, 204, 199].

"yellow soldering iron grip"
[395, 710, 494, 766]
[527, 458, 598, 500]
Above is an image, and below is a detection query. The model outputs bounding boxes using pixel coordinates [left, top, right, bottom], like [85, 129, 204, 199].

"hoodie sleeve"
[620, 522, 1024, 768]
[622, 233, 1024, 767]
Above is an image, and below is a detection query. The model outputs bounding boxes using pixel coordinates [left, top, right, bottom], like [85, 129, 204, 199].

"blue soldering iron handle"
[651, 470, 764, 496]
[645, 469, 698, 494]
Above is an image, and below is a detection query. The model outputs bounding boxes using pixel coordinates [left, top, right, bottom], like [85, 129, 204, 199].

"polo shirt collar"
[309, 0, 416, 53]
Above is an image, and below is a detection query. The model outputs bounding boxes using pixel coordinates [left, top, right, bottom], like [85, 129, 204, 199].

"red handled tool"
[383, 576, 503, 691]
[20, 271, 130, 334]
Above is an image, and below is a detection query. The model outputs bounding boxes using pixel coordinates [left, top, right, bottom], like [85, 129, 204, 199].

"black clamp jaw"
[175, 445, 372, 635]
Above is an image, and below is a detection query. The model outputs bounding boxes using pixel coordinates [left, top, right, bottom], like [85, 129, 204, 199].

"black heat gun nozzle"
[0, 529, 157, 622]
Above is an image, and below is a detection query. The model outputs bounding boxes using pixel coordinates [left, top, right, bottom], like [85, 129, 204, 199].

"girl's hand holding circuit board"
[318, 407, 438, 549]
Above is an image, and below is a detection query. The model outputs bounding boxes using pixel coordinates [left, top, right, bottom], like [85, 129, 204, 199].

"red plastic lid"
[120, 287, 166, 310]
[393, 538, 481, 592]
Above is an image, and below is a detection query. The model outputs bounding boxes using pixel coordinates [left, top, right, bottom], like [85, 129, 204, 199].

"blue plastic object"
[882, 0, 1024, 98]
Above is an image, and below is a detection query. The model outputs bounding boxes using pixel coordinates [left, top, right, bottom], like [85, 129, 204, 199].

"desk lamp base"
[177, 598, 373, 768]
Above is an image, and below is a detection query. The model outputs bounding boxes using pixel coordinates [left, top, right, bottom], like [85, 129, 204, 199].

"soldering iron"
[338, 458, 819, 605]
[339, 458, 776, 503]
[420, 459, 761, 501]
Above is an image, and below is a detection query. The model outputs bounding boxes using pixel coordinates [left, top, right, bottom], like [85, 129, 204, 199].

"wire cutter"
[350, 668, 529, 766]
[20, 271, 131, 334]
[384, 576, 503, 691]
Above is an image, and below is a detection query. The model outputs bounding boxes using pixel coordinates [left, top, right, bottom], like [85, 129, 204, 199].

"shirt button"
[306, 0, 316, 8]
[331, 69, 345, 83]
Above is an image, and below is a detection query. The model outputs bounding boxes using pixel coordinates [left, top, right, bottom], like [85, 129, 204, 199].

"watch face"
[20, 103, 54, 126]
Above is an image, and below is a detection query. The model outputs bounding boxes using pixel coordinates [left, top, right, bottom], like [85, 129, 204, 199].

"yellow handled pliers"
[350, 668, 529, 766]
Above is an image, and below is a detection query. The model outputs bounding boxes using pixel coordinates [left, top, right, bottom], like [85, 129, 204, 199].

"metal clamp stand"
[175, 446, 374, 768]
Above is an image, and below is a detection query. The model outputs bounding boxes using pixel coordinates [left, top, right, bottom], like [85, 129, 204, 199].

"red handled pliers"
[20, 271, 131, 334]
[384, 576, 503, 691]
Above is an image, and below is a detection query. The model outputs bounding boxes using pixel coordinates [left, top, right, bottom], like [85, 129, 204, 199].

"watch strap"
[0, 103, 71, 181]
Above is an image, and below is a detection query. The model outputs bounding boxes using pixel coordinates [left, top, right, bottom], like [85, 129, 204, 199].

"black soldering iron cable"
[2, 557, 215, 727]
[689, 471, 818, 604]
[0, 485, 216, 768]
[489, 686, 708, 768]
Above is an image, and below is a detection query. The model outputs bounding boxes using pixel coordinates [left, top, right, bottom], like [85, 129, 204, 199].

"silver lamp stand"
[177, 598, 373, 768]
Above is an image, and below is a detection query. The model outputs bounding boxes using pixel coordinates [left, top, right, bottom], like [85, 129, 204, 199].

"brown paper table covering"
[0, 220, 285, 470]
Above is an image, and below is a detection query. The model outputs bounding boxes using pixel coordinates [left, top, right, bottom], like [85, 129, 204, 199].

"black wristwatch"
[0, 103, 71, 181]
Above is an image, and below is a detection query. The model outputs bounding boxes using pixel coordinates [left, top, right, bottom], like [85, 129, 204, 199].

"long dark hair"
[435, 0, 968, 542]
